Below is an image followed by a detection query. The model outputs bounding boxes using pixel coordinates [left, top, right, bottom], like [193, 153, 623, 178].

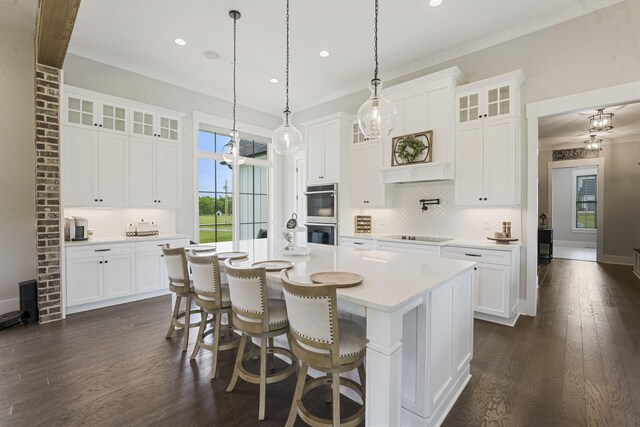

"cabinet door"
[365, 144, 386, 208]
[66, 258, 102, 306]
[456, 90, 482, 125]
[61, 126, 99, 206]
[131, 108, 156, 139]
[97, 133, 129, 207]
[103, 254, 135, 299]
[155, 142, 181, 207]
[129, 137, 156, 207]
[350, 145, 367, 208]
[475, 263, 510, 318]
[157, 114, 180, 142]
[306, 125, 324, 183]
[65, 94, 98, 129]
[136, 252, 163, 293]
[484, 82, 514, 120]
[452, 273, 473, 377]
[99, 101, 128, 134]
[483, 118, 516, 205]
[321, 120, 340, 183]
[454, 123, 484, 206]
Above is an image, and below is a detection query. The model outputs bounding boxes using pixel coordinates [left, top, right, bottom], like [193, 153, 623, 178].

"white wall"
[551, 167, 598, 247]
[0, 24, 36, 312]
[62, 54, 281, 240]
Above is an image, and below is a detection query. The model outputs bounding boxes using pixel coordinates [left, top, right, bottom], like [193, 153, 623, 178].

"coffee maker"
[65, 217, 89, 241]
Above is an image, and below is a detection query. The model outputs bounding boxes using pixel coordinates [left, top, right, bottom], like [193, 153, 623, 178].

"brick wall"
[35, 63, 62, 323]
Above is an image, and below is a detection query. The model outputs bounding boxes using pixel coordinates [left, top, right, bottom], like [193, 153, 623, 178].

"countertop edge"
[64, 234, 193, 247]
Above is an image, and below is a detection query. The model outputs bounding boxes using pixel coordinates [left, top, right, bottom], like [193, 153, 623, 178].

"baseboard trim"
[555, 240, 597, 248]
[474, 311, 520, 327]
[601, 255, 634, 266]
[0, 298, 19, 314]
[66, 290, 170, 314]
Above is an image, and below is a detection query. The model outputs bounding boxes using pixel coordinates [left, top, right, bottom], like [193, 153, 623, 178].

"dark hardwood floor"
[1, 259, 639, 426]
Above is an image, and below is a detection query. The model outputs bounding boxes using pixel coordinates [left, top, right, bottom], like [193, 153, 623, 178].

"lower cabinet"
[377, 240, 440, 257]
[65, 238, 188, 312]
[339, 237, 377, 250]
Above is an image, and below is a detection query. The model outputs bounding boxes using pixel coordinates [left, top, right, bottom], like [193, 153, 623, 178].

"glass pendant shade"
[587, 108, 614, 132]
[272, 110, 302, 155]
[584, 135, 603, 151]
[358, 80, 397, 139]
[222, 130, 246, 165]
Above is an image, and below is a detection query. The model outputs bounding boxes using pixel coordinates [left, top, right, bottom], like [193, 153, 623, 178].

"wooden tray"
[310, 272, 364, 288]
[487, 237, 519, 245]
[216, 251, 249, 260]
[252, 260, 294, 272]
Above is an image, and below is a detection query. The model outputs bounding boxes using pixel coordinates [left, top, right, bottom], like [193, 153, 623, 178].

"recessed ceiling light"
[174, 38, 186, 46]
[319, 50, 330, 58]
[429, 0, 443, 7]
[203, 50, 221, 60]
[270, 78, 279, 84]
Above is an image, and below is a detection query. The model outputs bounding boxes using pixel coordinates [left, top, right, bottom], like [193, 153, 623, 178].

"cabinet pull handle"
[157, 244, 165, 247]
[95, 249, 112, 252]
[465, 253, 482, 257]
[353, 242, 364, 245]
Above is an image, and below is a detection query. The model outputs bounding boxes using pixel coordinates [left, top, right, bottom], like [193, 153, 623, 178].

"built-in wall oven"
[305, 184, 337, 224]
[305, 183, 338, 245]
[306, 223, 338, 246]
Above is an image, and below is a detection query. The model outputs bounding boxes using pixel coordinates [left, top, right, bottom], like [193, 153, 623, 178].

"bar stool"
[186, 252, 241, 378]
[162, 246, 202, 352]
[280, 270, 367, 427]
[224, 259, 297, 421]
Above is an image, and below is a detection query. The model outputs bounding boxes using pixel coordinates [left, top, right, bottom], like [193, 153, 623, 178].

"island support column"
[365, 305, 406, 426]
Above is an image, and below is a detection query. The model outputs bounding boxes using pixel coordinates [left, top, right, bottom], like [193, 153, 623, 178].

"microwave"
[305, 184, 338, 224]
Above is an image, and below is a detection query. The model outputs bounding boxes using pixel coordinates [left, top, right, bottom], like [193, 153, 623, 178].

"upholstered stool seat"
[162, 246, 203, 352]
[186, 253, 240, 379]
[224, 259, 297, 421]
[281, 270, 367, 427]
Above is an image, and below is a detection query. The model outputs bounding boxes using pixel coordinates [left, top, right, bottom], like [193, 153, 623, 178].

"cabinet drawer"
[340, 237, 376, 250]
[377, 241, 440, 257]
[66, 243, 135, 260]
[135, 239, 190, 254]
[441, 246, 510, 266]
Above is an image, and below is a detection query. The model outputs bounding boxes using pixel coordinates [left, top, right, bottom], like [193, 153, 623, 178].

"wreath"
[396, 136, 426, 164]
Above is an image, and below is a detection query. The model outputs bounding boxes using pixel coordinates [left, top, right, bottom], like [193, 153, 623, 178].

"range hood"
[380, 161, 453, 184]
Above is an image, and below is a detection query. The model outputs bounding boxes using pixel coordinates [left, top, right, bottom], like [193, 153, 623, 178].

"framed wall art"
[391, 130, 433, 167]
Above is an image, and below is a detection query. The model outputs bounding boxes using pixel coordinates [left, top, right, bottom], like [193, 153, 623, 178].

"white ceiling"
[68, 0, 622, 115]
[0, 0, 37, 32]
[539, 102, 640, 150]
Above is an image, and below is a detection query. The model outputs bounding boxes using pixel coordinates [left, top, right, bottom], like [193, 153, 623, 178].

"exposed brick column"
[35, 63, 62, 323]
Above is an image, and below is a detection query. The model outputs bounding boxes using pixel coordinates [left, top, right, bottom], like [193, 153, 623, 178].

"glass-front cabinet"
[130, 107, 181, 142]
[456, 82, 514, 125]
[65, 93, 128, 134]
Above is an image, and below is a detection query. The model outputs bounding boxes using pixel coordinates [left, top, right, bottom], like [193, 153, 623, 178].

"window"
[197, 129, 270, 243]
[575, 174, 597, 229]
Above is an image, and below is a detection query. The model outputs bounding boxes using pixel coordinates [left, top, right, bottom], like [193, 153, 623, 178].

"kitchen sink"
[383, 235, 453, 243]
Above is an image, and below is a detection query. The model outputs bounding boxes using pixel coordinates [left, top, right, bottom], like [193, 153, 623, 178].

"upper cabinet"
[303, 113, 350, 185]
[454, 71, 524, 207]
[379, 67, 466, 184]
[350, 122, 389, 208]
[62, 86, 184, 208]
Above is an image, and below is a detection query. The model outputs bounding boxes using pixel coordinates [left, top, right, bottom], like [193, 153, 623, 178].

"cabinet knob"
[105, 260, 108, 264]
[94, 198, 98, 202]
[99, 199, 104, 202]
[479, 197, 482, 201]
[484, 198, 487, 201]
[99, 124, 103, 127]
[99, 261, 103, 264]
[94, 123, 98, 126]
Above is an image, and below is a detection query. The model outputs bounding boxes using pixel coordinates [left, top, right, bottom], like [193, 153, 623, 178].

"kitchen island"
[214, 240, 476, 427]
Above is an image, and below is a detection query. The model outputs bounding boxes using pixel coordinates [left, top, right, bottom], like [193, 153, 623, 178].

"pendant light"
[584, 134, 603, 152]
[587, 108, 614, 133]
[222, 10, 246, 166]
[272, 0, 302, 155]
[357, 0, 396, 139]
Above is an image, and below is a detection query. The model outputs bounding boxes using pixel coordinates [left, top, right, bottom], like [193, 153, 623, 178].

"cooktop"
[384, 235, 453, 243]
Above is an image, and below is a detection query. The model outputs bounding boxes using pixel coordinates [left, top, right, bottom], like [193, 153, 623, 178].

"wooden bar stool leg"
[286, 362, 308, 427]
[325, 374, 332, 403]
[358, 364, 366, 402]
[182, 297, 191, 352]
[210, 312, 222, 379]
[332, 372, 341, 427]
[268, 337, 276, 372]
[190, 311, 207, 359]
[166, 295, 181, 338]
[259, 336, 268, 421]
[227, 333, 247, 392]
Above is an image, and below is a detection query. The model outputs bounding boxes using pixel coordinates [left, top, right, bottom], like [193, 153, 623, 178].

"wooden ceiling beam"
[36, 0, 81, 68]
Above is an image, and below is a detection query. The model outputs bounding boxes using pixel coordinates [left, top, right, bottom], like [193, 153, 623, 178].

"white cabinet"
[134, 239, 188, 294]
[304, 116, 345, 184]
[377, 240, 440, 258]
[130, 106, 181, 142]
[103, 254, 136, 299]
[61, 126, 129, 207]
[66, 258, 102, 306]
[454, 71, 523, 206]
[65, 93, 128, 134]
[339, 236, 377, 250]
[129, 138, 182, 207]
[441, 245, 520, 325]
[350, 122, 389, 208]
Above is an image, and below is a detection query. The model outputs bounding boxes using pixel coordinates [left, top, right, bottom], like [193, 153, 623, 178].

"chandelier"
[587, 108, 614, 133]
[584, 135, 603, 152]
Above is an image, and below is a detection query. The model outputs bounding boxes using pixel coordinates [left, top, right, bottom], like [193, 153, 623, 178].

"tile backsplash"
[64, 208, 178, 238]
[360, 181, 521, 239]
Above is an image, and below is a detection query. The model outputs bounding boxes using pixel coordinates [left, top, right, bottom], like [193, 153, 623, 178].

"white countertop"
[216, 240, 475, 313]
[340, 234, 521, 252]
[64, 234, 192, 247]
